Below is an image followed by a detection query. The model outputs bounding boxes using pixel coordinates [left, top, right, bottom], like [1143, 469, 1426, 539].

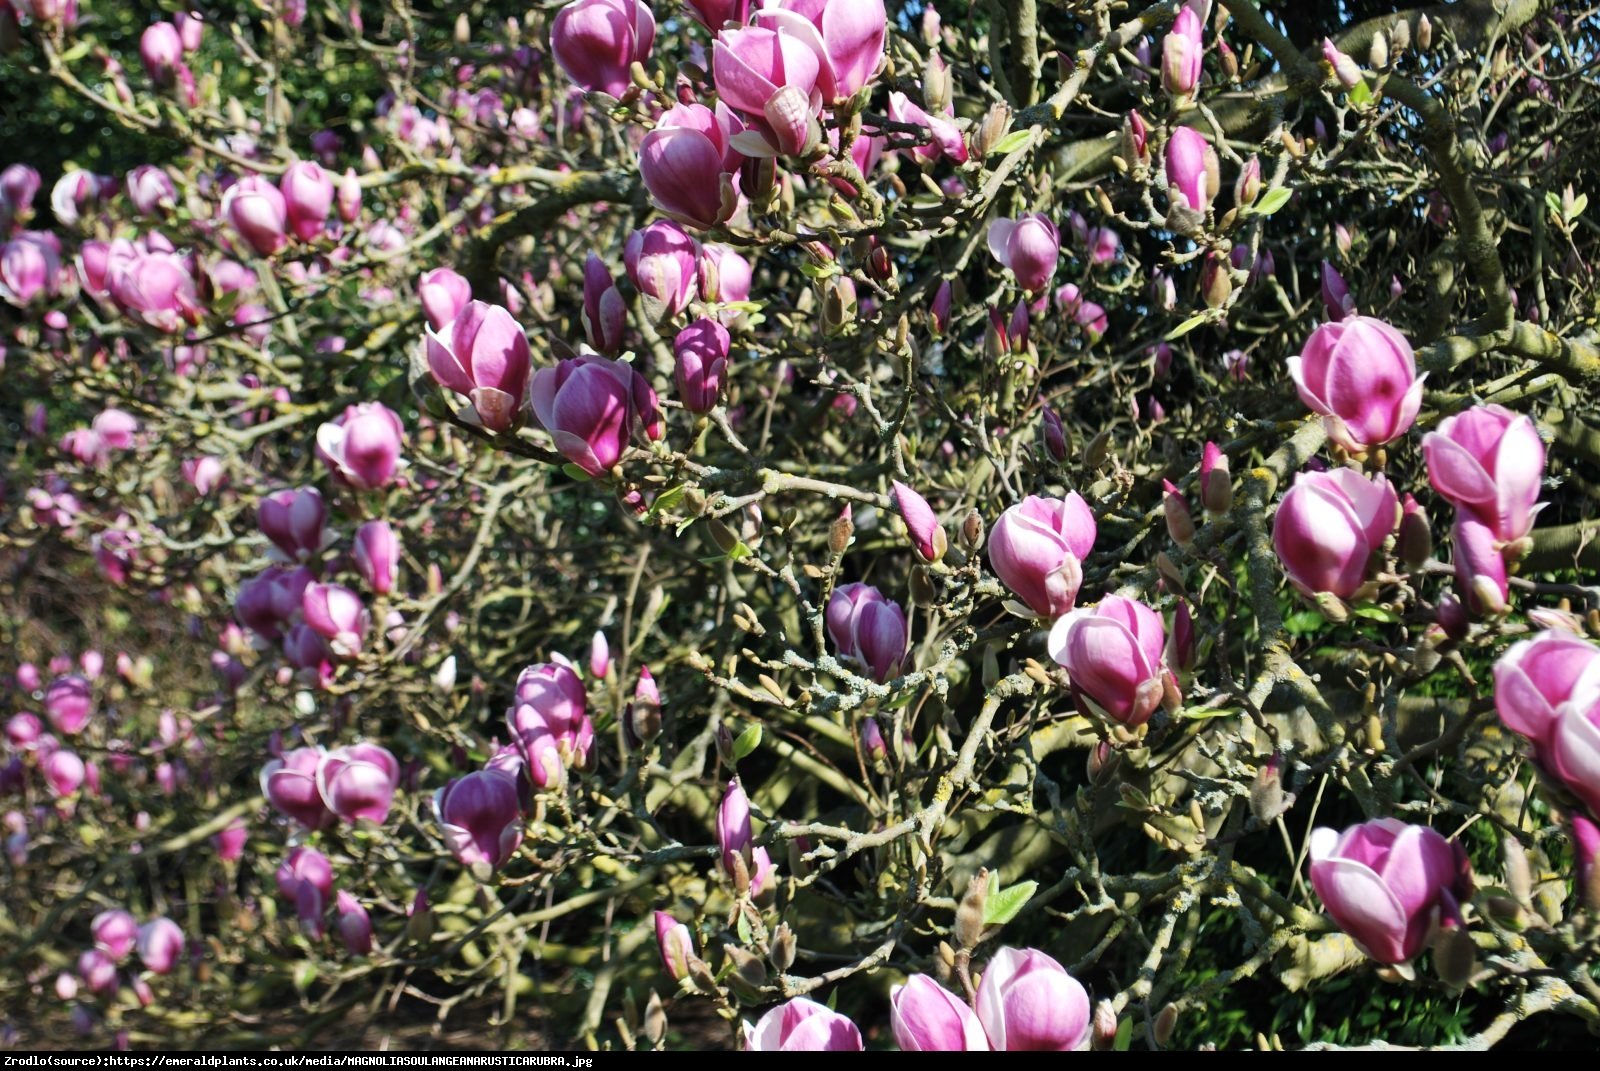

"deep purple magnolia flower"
[825, 583, 908, 683]
[434, 767, 525, 872]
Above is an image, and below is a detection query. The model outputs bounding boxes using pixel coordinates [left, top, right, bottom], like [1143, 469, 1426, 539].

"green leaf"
[799, 260, 840, 280]
[645, 484, 687, 521]
[1351, 603, 1401, 623]
[735, 911, 752, 945]
[1285, 610, 1327, 635]
[1545, 191, 1565, 218]
[982, 879, 1038, 926]
[733, 723, 762, 760]
[1180, 706, 1240, 720]
[1114, 1015, 1134, 1051]
[1166, 314, 1209, 341]
[560, 463, 592, 482]
[1572, 193, 1589, 219]
[1251, 186, 1294, 217]
[989, 129, 1033, 157]
[1348, 78, 1374, 107]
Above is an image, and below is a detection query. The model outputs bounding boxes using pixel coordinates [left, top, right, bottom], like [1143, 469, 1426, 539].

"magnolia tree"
[2, 0, 1599, 1052]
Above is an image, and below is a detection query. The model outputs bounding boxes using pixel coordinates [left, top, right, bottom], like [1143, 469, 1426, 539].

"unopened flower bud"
[1417, 15, 1432, 50]
[955, 869, 988, 949]
[770, 922, 797, 973]
[1092, 1000, 1119, 1049]
[961, 509, 985, 552]
[1153, 1003, 1179, 1047]
[1250, 752, 1289, 823]
[1397, 495, 1432, 568]
[1163, 480, 1195, 546]
[829, 504, 854, 555]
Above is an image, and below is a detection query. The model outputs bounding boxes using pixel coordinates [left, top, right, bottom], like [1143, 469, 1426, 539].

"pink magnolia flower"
[508, 660, 594, 787]
[530, 355, 663, 477]
[125, 165, 176, 217]
[550, 0, 657, 99]
[681, 0, 748, 29]
[93, 910, 139, 961]
[988, 214, 1060, 294]
[44, 674, 93, 735]
[1494, 631, 1600, 817]
[280, 160, 336, 242]
[418, 267, 473, 330]
[1047, 596, 1169, 727]
[674, 316, 730, 414]
[276, 846, 334, 936]
[425, 300, 532, 432]
[335, 891, 373, 955]
[223, 175, 289, 257]
[44, 748, 86, 797]
[433, 768, 525, 872]
[713, 22, 825, 156]
[0, 232, 61, 306]
[717, 778, 753, 877]
[301, 582, 370, 657]
[988, 494, 1096, 618]
[136, 918, 185, 975]
[1452, 514, 1509, 615]
[1288, 316, 1423, 452]
[1272, 468, 1398, 599]
[744, 998, 863, 1051]
[107, 247, 202, 332]
[891, 974, 990, 1051]
[139, 23, 183, 86]
[640, 102, 744, 230]
[886, 91, 967, 164]
[1422, 404, 1545, 544]
[582, 255, 627, 354]
[1308, 819, 1472, 964]
[354, 520, 400, 596]
[316, 742, 400, 824]
[975, 947, 1092, 1050]
[1164, 126, 1218, 218]
[625, 220, 699, 322]
[261, 746, 334, 830]
[1161, 6, 1203, 100]
[654, 911, 695, 980]
[257, 486, 326, 561]
[755, 0, 886, 102]
[825, 583, 908, 682]
[316, 402, 405, 489]
[892, 480, 947, 563]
